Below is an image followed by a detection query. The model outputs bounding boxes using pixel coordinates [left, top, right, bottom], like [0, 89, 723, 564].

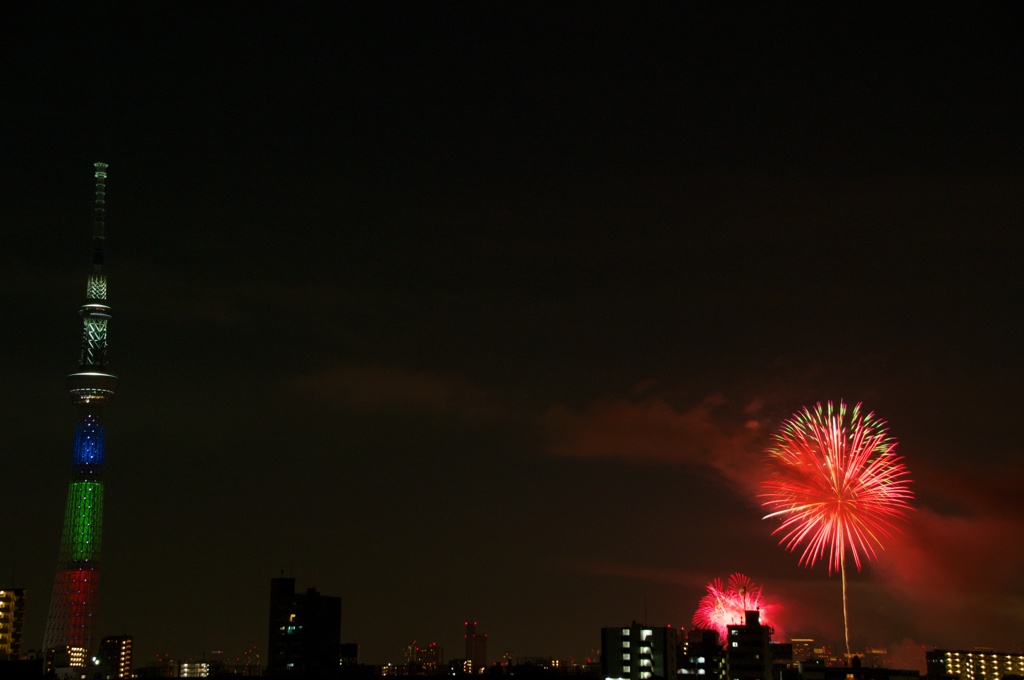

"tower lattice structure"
[43, 163, 119, 663]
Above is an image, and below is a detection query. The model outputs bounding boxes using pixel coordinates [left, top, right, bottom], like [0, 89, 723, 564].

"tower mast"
[43, 163, 119, 668]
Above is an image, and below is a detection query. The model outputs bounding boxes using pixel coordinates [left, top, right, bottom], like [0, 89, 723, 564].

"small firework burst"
[692, 573, 776, 640]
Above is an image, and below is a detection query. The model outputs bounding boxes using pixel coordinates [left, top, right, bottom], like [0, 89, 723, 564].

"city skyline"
[5, 3, 1022, 668]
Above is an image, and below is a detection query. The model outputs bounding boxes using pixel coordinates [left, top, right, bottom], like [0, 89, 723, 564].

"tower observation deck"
[43, 163, 119, 666]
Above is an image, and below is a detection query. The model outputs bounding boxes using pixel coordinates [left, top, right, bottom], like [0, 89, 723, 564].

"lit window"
[731, 642, 738, 648]
[623, 655, 630, 661]
[623, 642, 630, 649]
[623, 629, 631, 635]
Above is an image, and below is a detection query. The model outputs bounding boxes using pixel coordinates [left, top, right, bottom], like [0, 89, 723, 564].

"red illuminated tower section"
[42, 163, 119, 666]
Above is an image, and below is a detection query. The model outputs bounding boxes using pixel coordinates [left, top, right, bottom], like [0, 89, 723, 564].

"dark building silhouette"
[340, 643, 360, 666]
[465, 622, 488, 671]
[681, 628, 725, 680]
[0, 658, 44, 680]
[812, 664, 920, 680]
[771, 642, 795, 680]
[268, 576, 342, 677]
[725, 611, 772, 680]
[98, 634, 133, 679]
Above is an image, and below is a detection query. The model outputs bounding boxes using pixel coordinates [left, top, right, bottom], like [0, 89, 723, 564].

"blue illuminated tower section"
[43, 163, 119, 664]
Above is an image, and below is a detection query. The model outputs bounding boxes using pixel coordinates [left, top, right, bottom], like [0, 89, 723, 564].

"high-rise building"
[725, 611, 772, 680]
[0, 589, 26, 660]
[769, 643, 795, 680]
[680, 628, 725, 680]
[464, 621, 487, 671]
[43, 163, 119, 667]
[98, 634, 133, 679]
[268, 576, 342, 676]
[601, 623, 679, 680]
[926, 649, 1024, 680]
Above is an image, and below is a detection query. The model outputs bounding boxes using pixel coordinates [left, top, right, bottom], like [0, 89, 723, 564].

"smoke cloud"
[544, 391, 768, 494]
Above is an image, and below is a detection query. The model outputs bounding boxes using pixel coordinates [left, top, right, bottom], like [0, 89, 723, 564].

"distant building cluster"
[404, 640, 445, 674]
[599, 612, 1024, 680]
[4, 577, 1024, 679]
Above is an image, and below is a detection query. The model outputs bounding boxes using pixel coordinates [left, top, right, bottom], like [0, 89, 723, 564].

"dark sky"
[4, 2, 1023, 670]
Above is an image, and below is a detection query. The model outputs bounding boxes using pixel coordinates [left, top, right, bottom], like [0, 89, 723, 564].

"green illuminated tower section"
[43, 163, 119, 665]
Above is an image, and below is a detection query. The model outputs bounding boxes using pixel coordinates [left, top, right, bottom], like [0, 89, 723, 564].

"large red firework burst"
[692, 573, 776, 641]
[761, 401, 913, 573]
[761, 400, 913, 658]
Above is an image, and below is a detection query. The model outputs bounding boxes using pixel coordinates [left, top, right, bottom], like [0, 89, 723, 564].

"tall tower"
[464, 621, 487, 671]
[42, 162, 119, 665]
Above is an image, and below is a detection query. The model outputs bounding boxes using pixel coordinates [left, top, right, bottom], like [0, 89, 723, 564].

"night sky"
[5, 3, 1023, 670]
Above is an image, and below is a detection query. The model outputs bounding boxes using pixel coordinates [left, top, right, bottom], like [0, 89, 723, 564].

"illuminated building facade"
[601, 623, 679, 680]
[926, 649, 1024, 680]
[268, 576, 342, 675]
[180, 660, 213, 677]
[43, 163, 119, 666]
[725, 611, 771, 680]
[0, 589, 26, 660]
[99, 634, 133, 679]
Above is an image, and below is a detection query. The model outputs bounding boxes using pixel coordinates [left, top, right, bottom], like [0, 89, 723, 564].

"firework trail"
[761, 401, 913, 659]
[692, 573, 776, 641]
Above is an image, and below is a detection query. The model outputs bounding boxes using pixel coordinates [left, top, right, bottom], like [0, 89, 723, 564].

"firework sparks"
[761, 400, 913, 657]
[761, 401, 913, 572]
[692, 573, 776, 641]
